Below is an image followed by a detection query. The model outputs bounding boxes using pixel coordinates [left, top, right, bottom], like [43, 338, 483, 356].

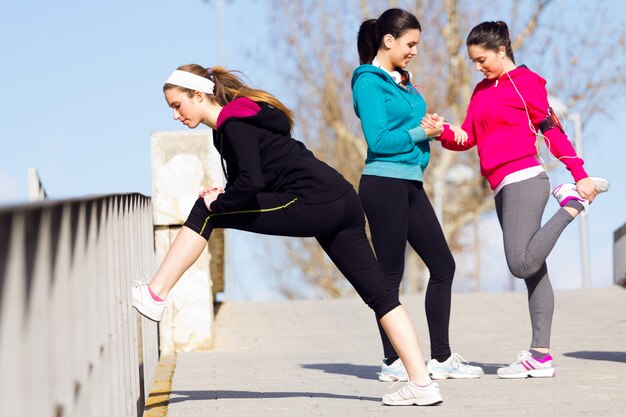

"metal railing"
[0, 193, 159, 417]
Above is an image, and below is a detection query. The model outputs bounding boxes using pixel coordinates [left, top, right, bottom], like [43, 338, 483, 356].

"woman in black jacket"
[132, 64, 442, 406]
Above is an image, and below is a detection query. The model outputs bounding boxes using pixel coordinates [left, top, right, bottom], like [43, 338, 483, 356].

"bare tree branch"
[259, 0, 626, 298]
[512, 0, 551, 50]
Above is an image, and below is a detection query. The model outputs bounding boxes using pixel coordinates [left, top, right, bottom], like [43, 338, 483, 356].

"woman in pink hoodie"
[422, 21, 608, 379]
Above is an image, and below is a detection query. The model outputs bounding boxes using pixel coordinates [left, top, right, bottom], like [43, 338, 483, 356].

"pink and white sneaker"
[497, 351, 555, 379]
[552, 177, 609, 216]
[552, 183, 588, 214]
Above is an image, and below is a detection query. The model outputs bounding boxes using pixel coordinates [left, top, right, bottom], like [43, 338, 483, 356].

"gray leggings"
[495, 173, 575, 348]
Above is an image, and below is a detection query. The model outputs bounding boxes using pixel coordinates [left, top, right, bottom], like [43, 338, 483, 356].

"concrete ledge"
[143, 355, 177, 417]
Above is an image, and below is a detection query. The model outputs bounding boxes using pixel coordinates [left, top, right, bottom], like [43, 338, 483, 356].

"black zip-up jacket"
[209, 97, 352, 214]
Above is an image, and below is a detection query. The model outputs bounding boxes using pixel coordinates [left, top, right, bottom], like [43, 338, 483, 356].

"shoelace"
[449, 353, 470, 369]
[512, 351, 533, 365]
[133, 275, 154, 303]
[133, 273, 152, 288]
[389, 379, 404, 390]
[389, 379, 438, 392]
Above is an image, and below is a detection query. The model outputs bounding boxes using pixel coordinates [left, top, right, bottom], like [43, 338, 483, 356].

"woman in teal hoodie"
[352, 8, 483, 382]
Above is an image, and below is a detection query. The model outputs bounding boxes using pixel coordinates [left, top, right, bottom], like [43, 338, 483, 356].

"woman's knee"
[428, 255, 456, 285]
[369, 292, 402, 319]
[445, 256, 456, 278]
[183, 198, 212, 240]
[507, 259, 541, 280]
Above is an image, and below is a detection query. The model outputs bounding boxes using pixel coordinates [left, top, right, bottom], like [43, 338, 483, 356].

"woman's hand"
[420, 113, 444, 138]
[448, 125, 468, 145]
[420, 113, 439, 129]
[199, 187, 225, 210]
[576, 177, 598, 203]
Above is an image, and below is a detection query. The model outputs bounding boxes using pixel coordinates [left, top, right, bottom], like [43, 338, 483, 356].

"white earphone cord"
[500, 54, 579, 165]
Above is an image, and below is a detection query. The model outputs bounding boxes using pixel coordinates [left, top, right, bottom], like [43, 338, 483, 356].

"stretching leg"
[149, 193, 307, 298]
[379, 307, 431, 384]
[316, 191, 430, 384]
[358, 175, 410, 360]
[496, 173, 575, 279]
[149, 226, 208, 298]
[495, 173, 569, 349]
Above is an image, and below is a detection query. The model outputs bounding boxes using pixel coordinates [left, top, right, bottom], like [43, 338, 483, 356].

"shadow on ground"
[302, 361, 508, 377]
[150, 390, 379, 405]
[301, 363, 379, 380]
[563, 351, 626, 364]
[469, 362, 507, 375]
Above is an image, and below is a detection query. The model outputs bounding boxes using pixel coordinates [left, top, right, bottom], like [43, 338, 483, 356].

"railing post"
[615, 222, 626, 287]
[0, 211, 26, 417]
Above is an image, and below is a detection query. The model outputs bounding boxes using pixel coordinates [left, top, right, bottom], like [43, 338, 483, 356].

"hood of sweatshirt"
[351, 64, 398, 85]
[215, 97, 290, 136]
[478, 64, 545, 89]
[351, 64, 416, 118]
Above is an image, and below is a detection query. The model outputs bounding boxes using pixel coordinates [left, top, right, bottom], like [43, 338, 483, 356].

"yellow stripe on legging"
[199, 197, 299, 236]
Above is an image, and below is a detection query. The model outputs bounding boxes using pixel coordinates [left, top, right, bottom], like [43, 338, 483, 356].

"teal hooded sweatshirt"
[351, 65, 430, 181]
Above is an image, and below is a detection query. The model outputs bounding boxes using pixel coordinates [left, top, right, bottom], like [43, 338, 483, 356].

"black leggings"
[359, 175, 455, 361]
[184, 188, 400, 318]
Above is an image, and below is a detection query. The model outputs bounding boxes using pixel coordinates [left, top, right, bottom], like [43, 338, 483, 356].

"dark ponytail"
[357, 8, 421, 65]
[357, 19, 378, 65]
[466, 21, 515, 63]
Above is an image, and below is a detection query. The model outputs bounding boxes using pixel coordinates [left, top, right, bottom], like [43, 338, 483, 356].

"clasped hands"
[420, 113, 468, 145]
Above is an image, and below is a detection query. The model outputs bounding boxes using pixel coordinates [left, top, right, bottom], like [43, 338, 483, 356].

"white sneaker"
[427, 353, 484, 380]
[382, 381, 443, 406]
[379, 358, 409, 382]
[132, 281, 166, 322]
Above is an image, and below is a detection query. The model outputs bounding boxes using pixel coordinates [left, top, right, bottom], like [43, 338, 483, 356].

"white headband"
[165, 70, 215, 94]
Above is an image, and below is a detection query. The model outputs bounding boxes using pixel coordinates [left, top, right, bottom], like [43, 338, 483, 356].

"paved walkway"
[163, 287, 626, 416]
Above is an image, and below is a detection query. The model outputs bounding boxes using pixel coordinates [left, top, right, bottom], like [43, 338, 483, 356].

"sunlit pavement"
[163, 286, 626, 417]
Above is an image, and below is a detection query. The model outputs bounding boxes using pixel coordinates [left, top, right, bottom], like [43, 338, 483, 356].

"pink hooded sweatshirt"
[438, 65, 587, 190]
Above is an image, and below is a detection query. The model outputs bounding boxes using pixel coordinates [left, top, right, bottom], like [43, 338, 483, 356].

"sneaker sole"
[497, 368, 555, 379]
[379, 374, 409, 382]
[430, 372, 483, 380]
[378, 375, 409, 382]
[132, 304, 164, 322]
[382, 396, 443, 406]
[589, 177, 609, 193]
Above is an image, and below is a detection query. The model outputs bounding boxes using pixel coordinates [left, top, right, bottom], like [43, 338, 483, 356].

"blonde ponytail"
[164, 64, 295, 131]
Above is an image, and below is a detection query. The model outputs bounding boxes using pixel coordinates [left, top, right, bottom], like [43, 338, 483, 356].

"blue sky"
[1, 1, 624, 300]
[0, 0, 274, 201]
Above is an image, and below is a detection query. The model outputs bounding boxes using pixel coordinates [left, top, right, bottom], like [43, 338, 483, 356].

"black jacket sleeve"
[209, 121, 266, 213]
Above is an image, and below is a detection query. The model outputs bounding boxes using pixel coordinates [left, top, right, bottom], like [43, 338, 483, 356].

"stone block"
[151, 131, 225, 226]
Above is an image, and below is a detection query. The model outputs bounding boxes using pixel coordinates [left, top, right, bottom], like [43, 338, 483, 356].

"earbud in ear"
[500, 51, 505, 58]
